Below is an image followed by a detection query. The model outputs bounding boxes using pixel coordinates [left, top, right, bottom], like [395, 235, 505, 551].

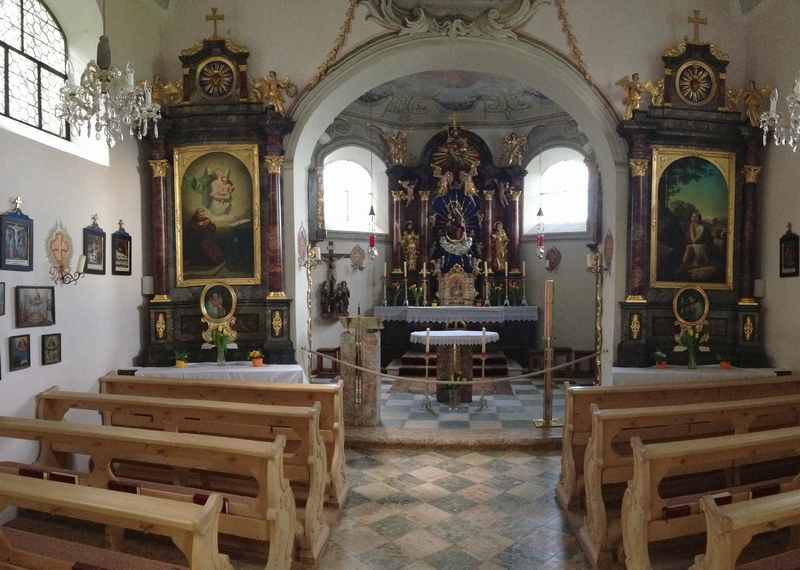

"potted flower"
[717, 351, 733, 370]
[654, 350, 668, 369]
[249, 350, 264, 367]
[174, 350, 189, 368]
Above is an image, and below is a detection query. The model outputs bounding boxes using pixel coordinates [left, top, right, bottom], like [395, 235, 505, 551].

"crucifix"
[688, 9, 707, 44]
[12, 196, 22, 212]
[205, 7, 224, 39]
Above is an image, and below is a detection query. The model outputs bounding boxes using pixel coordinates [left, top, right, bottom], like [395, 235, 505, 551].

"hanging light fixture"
[58, 0, 161, 147]
[536, 207, 545, 260]
[760, 78, 800, 152]
[367, 102, 379, 260]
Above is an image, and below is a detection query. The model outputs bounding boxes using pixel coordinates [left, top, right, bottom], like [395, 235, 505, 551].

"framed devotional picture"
[83, 216, 106, 275]
[41, 333, 61, 365]
[9, 334, 30, 371]
[780, 224, 799, 278]
[173, 144, 261, 287]
[111, 221, 132, 276]
[650, 147, 736, 290]
[0, 206, 33, 271]
[15, 286, 55, 328]
[199, 282, 237, 324]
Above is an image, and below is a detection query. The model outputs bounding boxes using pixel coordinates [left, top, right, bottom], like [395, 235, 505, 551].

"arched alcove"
[284, 34, 628, 384]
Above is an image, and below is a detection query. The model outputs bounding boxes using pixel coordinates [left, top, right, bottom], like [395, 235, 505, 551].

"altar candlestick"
[481, 327, 486, 354]
[77, 255, 86, 273]
[422, 262, 428, 306]
[522, 261, 526, 277]
[384, 262, 387, 278]
[504, 261, 508, 276]
[403, 261, 407, 277]
[425, 328, 431, 353]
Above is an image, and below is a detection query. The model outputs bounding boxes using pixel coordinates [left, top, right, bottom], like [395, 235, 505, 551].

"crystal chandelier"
[58, 0, 160, 147]
[760, 75, 800, 152]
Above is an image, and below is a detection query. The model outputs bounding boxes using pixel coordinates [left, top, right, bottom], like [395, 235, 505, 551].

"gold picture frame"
[650, 146, 736, 290]
[199, 282, 238, 324]
[173, 143, 261, 287]
[673, 285, 710, 327]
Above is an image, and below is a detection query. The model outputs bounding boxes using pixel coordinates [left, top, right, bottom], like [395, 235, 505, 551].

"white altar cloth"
[374, 305, 537, 324]
[134, 362, 307, 383]
[612, 365, 782, 386]
[410, 330, 500, 347]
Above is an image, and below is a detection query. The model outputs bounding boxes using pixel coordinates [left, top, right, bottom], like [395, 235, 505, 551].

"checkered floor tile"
[379, 379, 568, 430]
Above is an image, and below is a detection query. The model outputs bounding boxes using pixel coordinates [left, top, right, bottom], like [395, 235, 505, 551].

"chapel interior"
[0, 1, 799, 569]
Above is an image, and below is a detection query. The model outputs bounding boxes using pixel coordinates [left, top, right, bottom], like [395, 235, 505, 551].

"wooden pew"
[557, 375, 800, 511]
[35, 387, 329, 563]
[0, 416, 296, 570]
[100, 373, 348, 508]
[0, 472, 231, 570]
[621, 427, 800, 570]
[691, 489, 800, 570]
[579, 394, 800, 567]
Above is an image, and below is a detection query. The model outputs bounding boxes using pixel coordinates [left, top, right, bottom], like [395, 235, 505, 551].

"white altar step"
[612, 365, 788, 386]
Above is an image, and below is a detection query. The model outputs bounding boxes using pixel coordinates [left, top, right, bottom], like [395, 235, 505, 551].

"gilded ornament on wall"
[741, 81, 772, 127]
[271, 310, 283, 337]
[155, 312, 167, 339]
[629, 313, 641, 340]
[502, 132, 527, 166]
[491, 221, 509, 272]
[396, 180, 416, 206]
[433, 166, 454, 198]
[250, 71, 297, 116]
[616, 73, 645, 120]
[382, 130, 409, 166]
[150, 75, 182, 106]
[401, 221, 420, 271]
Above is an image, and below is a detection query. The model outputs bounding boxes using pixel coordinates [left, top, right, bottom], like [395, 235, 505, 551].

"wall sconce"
[46, 223, 86, 285]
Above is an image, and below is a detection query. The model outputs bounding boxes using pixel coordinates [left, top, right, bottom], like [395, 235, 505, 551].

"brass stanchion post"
[535, 279, 563, 428]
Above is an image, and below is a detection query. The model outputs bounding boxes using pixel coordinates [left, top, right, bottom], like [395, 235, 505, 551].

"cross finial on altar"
[688, 9, 708, 44]
[450, 114, 458, 129]
[205, 7, 224, 39]
[11, 196, 22, 211]
[118, 219, 125, 231]
[91, 213, 99, 226]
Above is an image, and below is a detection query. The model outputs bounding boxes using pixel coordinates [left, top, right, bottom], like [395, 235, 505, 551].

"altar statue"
[492, 221, 509, 271]
[401, 221, 420, 271]
[460, 165, 479, 201]
[502, 132, 527, 166]
[382, 130, 409, 166]
[251, 70, 297, 116]
[433, 165, 454, 198]
[616, 73, 645, 120]
[741, 80, 772, 127]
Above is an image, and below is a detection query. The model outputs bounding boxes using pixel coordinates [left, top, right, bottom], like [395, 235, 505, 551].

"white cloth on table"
[409, 330, 500, 346]
[375, 306, 537, 324]
[612, 365, 781, 386]
[133, 362, 307, 383]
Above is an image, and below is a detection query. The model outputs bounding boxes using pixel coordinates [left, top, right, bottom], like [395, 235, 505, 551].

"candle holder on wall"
[46, 223, 86, 286]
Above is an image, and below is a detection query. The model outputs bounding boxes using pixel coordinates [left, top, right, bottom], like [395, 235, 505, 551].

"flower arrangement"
[174, 350, 189, 368]
[211, 328, 234, 365]
[408, 284, 424, 306]
[674, 322, 710, 369]
[249, 350, 264, 367]
[654, 349, 668, 368]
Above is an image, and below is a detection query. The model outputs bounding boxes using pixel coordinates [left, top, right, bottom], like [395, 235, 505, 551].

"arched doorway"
[284, 34, 627, 384]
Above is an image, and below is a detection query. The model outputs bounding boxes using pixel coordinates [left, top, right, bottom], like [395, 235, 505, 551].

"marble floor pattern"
[379, 379, 569, 431]
[7, 448, 588, 569]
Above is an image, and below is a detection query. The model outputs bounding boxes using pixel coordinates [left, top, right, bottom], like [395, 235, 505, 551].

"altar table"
[376, 306, 537, 324]
[133, 362, 307, 383]
[612, 365, 783, 386]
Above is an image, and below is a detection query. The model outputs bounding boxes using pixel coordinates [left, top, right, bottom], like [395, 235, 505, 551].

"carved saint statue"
[616, 73, 645, 120]
[497, 181, 511, 208]
[396, 179, 416, 206]
[741, 80, 772, 127]
[382, 130, 409, 166]
[644, 78, 665, 107]
[251, 71, 297, 116]
[491, 221, 509, 272]
[334, 281, 350, 315]
[320, 274, 336, 315]
[460, 165, 479, 201]
[401, 221, 420, 271]
[433, 165, 454, 198]
[502, 132, 527, 166]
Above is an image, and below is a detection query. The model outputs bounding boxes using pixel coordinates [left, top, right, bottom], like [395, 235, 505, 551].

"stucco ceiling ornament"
[357, 0, 549, 40]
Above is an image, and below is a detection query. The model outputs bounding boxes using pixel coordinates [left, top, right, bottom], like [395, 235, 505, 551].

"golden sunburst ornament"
[198, 59, 236, 98]
[676, 61, 716, 106]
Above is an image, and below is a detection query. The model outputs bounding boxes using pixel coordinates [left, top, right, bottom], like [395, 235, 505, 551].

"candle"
[770, 88, 778, 114]
[504, 261, 508, 276]
[422, 262, 427, 277]
[425, 328, 431, 353]
[522, 260, 526, 277]
[384, 262, 387, 278]
[485, 260, 489, 276]
[77, 255, 86, 273]
[481, 326, 486, 354]
[403, 261, 408, 277]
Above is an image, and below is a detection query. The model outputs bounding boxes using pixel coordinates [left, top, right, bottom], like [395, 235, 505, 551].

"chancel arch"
[285, 34, 627, 384]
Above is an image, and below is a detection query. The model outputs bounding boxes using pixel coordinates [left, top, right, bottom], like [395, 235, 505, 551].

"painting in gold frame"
[173, 144, 261, 287]
[650, 146, 735, 290]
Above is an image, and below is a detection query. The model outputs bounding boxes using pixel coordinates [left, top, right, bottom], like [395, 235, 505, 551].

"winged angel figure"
[616, 73, 663, 119]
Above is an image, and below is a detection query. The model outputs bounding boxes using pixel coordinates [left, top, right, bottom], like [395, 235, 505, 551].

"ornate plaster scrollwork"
[357, 0, 549, 40]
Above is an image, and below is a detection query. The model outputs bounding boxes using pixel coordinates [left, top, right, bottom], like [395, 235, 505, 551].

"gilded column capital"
[629, 159, 648, 178]
[419, 191, 429, 203]
[744, 165, 762, 184]
[149, 159, 169, 178]
[264, 155, 285, 175]
[391, 190, 402, 203]
[510, 190, 522, 202]
[483, 190, 495, 200]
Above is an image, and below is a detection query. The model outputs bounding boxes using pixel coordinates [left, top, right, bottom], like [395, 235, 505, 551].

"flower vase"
[687, 348, 697, 370]
[216, 346, 226, 366]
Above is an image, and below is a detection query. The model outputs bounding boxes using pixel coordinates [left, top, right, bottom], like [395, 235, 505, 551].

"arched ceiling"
[342, 70, 568, 129]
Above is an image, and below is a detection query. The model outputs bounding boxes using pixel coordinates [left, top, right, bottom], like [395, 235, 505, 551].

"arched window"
[0, 0, 68, 138]
[323, 146, 388, 234]
[523, 147, 589, 235]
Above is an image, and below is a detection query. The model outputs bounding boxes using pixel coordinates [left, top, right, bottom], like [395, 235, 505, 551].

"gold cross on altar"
[205, 7, 224, 39]
[688, 9, 708, 43]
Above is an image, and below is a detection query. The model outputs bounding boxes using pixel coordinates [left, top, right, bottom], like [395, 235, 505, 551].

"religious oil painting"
[199, 282, 237, 324]
[0, 210, 33, 271]
[112, 228, 132, 276]
[673, 286, 710, 327]
[15, 286, 55, 328]
[41, 333, 61, 365]
[83, 224, 106, 275]
[174, 144, 261, 287]
[650, 147, 735, 290]
[9, 335, 30, 372]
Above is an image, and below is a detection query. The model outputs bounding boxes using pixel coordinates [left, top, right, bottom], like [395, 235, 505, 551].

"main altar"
[370, 121, 538, 367]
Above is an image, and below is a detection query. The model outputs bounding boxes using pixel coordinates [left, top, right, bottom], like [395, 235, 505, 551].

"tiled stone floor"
[379, 379, 568, 431]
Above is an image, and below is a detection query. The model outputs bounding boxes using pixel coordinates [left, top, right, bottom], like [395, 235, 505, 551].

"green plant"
[653, 350, 667, 363]
[249, 350, 264, 359]
[174, 350, 189, 362]
[674, 322, 710, 368]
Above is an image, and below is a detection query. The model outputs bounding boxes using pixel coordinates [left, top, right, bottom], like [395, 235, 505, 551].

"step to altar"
[388, 351, 518, 379]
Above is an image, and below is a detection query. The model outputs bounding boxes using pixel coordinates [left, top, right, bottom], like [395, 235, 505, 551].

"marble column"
[264, 155, 286, 298]
[509, 190, 522, 269]
[390, 191, 402, 269]
[419, 191, 430, 263]
[627, 154, 650, 302]
[739, 164, 762, 304]
[148, 158, 170, 302]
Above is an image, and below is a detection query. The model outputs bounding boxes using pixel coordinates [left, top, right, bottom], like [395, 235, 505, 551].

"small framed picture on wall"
[83, 215, 106, 275]
[780, 223, 799, 278]
[41, 333, 61, 366]
[0, 205, 33, 272]
[15, 286, 55, 328]
[9, 334, 30, 371]
[111, 221, 132, 276]
[0, 282, 6, 316]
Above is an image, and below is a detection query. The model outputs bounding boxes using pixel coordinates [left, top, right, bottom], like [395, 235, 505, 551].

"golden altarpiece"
[617, 19, 767, 367]
[137, 16, 295, 365]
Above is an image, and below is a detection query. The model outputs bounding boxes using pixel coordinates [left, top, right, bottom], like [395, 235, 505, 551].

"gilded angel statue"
[741, 81, 772, 127]
[644, 78, 665, 107]
[396, 179, 416, 206]
[382, 130, 409, 166]
[433, 165, 454, 198]
[502, 132, 527, 166]
[616, 73, 646, 120]
[460, 165, 479, 201]
[251, 71, 297, 116]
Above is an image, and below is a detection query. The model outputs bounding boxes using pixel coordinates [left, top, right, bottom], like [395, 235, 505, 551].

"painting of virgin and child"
[174, 145, 261, 287]
[652, 153, 735, 290]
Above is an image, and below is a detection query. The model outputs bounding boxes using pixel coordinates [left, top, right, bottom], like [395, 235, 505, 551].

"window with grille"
[523, 147, 589, 235]
[0, 0, 68, 139]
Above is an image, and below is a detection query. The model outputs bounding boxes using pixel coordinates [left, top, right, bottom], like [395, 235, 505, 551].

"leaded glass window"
[0, 0, 68, 138]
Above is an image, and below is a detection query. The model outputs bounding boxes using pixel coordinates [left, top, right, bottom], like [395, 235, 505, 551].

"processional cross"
[688, 9, 707, 43]
[206, 7, 224, 39]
